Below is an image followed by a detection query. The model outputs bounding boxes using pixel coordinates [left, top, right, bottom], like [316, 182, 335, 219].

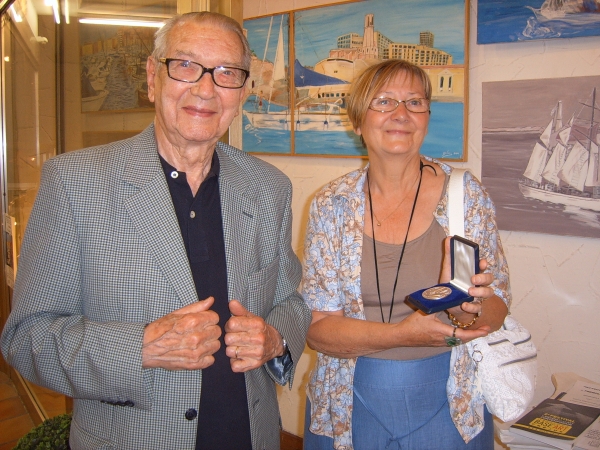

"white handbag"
[448, 169, 537, 422]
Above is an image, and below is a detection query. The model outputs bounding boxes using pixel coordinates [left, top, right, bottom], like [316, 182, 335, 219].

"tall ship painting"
[519, 88, 600, 211]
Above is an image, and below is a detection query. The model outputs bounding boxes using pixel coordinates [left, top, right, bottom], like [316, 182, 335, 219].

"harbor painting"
[243, 14, 291, 154]
[243, 0, 467, 159]
[478, 0, 600, 44]
[481, 76, 600, 238]
[79, 24, 156, 112]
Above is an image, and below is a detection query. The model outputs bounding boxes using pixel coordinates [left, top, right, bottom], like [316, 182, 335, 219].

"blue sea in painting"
[242, 99, 464, 159]
[478, 0, 600, 44]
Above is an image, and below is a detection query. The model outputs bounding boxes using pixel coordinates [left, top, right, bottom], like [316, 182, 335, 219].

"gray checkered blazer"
[1, 124, 311, 449]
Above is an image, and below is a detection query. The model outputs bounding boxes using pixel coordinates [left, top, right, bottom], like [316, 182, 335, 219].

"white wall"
[244, 0, 600, 439]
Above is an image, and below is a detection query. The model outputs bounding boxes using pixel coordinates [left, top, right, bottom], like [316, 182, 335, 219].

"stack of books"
[496, 373, 600, 450]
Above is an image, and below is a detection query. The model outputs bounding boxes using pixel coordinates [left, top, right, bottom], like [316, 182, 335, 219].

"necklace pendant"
[376, 222, 381, 226]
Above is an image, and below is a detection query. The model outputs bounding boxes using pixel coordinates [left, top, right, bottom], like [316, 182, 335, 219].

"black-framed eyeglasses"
[158, 57, 249, 89]
[369, 97, 430, 114]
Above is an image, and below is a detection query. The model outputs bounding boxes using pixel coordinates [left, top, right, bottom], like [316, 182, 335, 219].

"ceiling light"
[52, 0, 60, 24]
[64, 0, 69, 24]
[78, 18, 164, 28]
[9, 4, 22, 22]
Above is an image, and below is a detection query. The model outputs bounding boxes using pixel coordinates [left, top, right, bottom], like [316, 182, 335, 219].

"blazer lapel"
[217, 145, 258, 308]
[122, 125, 197, 308]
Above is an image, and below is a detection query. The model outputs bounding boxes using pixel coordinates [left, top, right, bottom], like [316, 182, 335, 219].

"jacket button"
[185, 408, 198, 420]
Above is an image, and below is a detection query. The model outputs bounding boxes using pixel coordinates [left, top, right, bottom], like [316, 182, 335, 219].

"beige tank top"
[361, 197, 453, 360]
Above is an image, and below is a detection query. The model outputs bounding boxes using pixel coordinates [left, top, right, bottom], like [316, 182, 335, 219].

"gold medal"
[422, 286, 452, 300]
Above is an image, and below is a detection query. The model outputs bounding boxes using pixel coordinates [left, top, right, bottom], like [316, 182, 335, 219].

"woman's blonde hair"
[346, 59, 432, 146]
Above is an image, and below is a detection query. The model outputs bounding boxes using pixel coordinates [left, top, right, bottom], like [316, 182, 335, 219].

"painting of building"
[242, 0, 467, 159]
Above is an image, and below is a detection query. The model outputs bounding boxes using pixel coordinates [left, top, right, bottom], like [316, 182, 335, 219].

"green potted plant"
[13, 413, 71, 450]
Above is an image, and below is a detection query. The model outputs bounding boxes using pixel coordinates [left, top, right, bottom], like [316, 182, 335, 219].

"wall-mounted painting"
[481, 76, 600, 238]
[243, 14, 292, 154]
[243, 0, 468, 159]
[79, 24, 156, 113]
[477, 0, 600, 44]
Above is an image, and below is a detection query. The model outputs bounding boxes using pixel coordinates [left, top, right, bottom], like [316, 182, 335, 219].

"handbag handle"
[448, 168, 467, 238]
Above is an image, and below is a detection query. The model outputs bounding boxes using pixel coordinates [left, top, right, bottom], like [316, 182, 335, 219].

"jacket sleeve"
[0, 160, 153, 410]
[263, 177, 312, 386]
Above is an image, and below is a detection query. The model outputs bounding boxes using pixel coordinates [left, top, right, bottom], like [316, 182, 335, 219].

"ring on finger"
[235, 346, 239, 359]
[444, 327, 463, 347]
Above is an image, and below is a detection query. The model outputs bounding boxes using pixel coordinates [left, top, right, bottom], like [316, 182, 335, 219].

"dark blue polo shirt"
[160, 152, 252, 450]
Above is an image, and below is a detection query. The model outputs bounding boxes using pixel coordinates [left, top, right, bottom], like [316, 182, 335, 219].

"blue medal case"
[406, 236, 479, 314]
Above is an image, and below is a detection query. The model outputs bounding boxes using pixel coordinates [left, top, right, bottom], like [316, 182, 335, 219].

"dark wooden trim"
[280, 430, 303, 450]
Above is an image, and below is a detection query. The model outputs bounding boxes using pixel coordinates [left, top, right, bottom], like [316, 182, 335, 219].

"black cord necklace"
[367, 160, 424, 323]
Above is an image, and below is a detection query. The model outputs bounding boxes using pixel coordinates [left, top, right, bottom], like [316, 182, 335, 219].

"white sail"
[523, 142, 549, 183]
[558, 140, 589, 191]
[558, 120, 572, 147]
[539, 119, 554, 148]
[539, 102, 562, 148]
[542, 141, 568, 185]
[266, 15, 286, 113]
[548, 102, 563, 149]
[555, 101, 563, 131]
[585, 141, 600, 187]
[272, 16, 286, 83]
[258, 16, 274, 88]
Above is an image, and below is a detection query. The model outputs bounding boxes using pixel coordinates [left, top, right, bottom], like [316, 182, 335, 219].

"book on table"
[509, 380, 600, 450]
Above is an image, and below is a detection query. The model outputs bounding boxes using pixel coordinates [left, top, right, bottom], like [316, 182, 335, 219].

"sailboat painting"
[243, 14, 291, 154]
[478, 0, 600, 44]
[243, 0, 467, 159]
[482, 76, 600, 238]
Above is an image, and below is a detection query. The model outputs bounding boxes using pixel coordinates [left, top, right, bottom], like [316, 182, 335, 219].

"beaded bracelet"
[448, 312, 479, 329]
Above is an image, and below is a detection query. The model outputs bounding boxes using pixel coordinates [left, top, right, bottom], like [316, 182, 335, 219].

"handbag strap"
[448, 168, 467, 238]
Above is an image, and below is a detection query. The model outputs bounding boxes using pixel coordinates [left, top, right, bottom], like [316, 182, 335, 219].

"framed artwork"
[243, 14, 292, 154]
[79, 24, 156, 112]
[243, 0, 468, 159]
[477, 0, 600, 44]
[481, 76, 600, 238]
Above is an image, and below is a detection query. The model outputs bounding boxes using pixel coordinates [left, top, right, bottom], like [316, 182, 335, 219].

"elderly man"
[1, 12, 311, 450]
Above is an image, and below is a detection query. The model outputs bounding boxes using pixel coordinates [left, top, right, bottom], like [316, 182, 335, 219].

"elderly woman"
[302, 59, 510, 450]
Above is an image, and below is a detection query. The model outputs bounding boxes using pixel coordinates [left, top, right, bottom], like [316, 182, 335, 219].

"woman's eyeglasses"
[369, 97, 430, 113]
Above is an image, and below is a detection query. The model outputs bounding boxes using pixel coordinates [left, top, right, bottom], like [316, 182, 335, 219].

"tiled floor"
[0, 370, 35, 450]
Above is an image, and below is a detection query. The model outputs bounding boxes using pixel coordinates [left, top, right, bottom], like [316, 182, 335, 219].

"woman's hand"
[306, 308, 492, 358]
[447, 256, 508, 333]
[449, 261, 495, 321]
[440, 237, 494, 293]
[397, 309, 491, 348]
[441, 236, 500, 325]
[469, 259, 495, 300]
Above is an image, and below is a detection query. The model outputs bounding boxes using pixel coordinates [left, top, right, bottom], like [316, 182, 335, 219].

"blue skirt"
[304, 352, 493, 450]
